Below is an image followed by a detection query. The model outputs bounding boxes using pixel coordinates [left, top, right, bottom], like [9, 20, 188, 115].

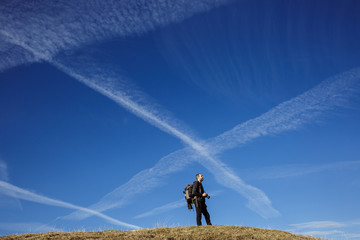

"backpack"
[183, 184, 194, 210]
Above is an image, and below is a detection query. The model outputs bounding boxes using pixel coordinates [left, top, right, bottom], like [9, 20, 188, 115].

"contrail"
[242, 161, 360, 180]
[0, 30, 200, 147]
[290, 221, 346, 230]
[54, 55, 280, 219]
[0, 0, 233, 72]
[204, 67, 360, 155]
[65, 67, 360, 221]
[62, 148, 201, 221]
[0, 180, 140, 230]
[0, 27, 280, 219]
[0, 41, 38, 72]
[53, 57, 203, 150]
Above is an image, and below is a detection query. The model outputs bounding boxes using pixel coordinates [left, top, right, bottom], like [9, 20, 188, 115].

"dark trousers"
[195, 198, 211, 226]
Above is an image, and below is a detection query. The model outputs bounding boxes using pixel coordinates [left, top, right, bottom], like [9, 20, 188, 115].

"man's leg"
[201, 204, 212, 225]
[195, 205, 202, 226]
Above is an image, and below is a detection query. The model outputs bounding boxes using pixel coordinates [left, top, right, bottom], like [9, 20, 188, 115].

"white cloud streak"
[242, 161, 360, 180]
[0, 180, 140, 230]
[0, 41, 38, 72]
[346, 233, 360, 239]
[0, 0, 233, 72]
[296, 230, 360, 240]
[204, 68, 360, 155]
[0, 160, 23, 210]
[290, 221, 346, 230]
[301, 230, 347, 239]
[289, 220, 360, 239]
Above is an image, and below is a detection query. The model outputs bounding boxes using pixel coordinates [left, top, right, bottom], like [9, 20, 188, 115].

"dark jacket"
[192, 180, 205, 199]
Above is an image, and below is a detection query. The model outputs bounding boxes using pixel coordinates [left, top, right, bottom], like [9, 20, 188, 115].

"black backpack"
[183, 184, 194, 210]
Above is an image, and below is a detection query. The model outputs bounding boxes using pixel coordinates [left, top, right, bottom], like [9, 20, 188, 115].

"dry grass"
[1, 225, 323, 240]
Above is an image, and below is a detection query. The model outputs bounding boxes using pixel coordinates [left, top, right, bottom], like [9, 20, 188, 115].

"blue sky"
[1, 0, 360, 239]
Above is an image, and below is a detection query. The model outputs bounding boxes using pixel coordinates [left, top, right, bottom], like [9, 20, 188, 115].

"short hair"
[196, 173, 202, 179]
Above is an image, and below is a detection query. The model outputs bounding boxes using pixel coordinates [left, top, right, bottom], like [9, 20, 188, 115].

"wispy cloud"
[289, 220, 360, 239]
[242, 161, 360, 180]
[0, 222, 62, 235]
[290, 221, 346, 229]
[301, 230, 360, 239]
[346, 233, 360, 239]
[0, 180, 140, 230]
[301, 230, 347, 239]
[204, 68, 360, 155]
[0, 41, 38, 72]
[0, 0, 233, 72]
[0, 160, 23, 210]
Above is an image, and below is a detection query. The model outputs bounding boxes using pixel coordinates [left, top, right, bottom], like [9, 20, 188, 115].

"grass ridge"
[1, 225, 323, 239]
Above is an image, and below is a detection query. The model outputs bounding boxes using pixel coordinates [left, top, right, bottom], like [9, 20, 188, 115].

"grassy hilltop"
[1, 225, 323, 240]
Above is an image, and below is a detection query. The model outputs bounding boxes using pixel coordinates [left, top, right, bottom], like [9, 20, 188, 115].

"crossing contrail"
[65, 67, 360, 221]
[0, 24, 280, 219]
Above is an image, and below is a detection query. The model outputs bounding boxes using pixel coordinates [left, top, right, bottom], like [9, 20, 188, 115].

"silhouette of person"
[192, 173, 212, 226]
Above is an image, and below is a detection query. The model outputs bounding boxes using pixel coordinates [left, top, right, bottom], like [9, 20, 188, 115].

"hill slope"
[1, 225, 322, 240]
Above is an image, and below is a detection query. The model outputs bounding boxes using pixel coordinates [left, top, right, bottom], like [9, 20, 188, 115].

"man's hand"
[202, 193, 208, 197]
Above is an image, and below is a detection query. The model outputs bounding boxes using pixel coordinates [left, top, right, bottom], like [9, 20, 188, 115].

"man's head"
[196, 173, 204, 182]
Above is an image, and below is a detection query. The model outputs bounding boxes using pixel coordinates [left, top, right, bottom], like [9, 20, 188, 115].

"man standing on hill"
[192, 173, 212, 226]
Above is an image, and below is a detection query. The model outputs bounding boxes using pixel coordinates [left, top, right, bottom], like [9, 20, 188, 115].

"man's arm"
[201, 184, 208, 197]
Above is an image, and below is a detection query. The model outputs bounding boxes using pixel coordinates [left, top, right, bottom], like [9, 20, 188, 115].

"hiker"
[192, 173, 212, 226]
